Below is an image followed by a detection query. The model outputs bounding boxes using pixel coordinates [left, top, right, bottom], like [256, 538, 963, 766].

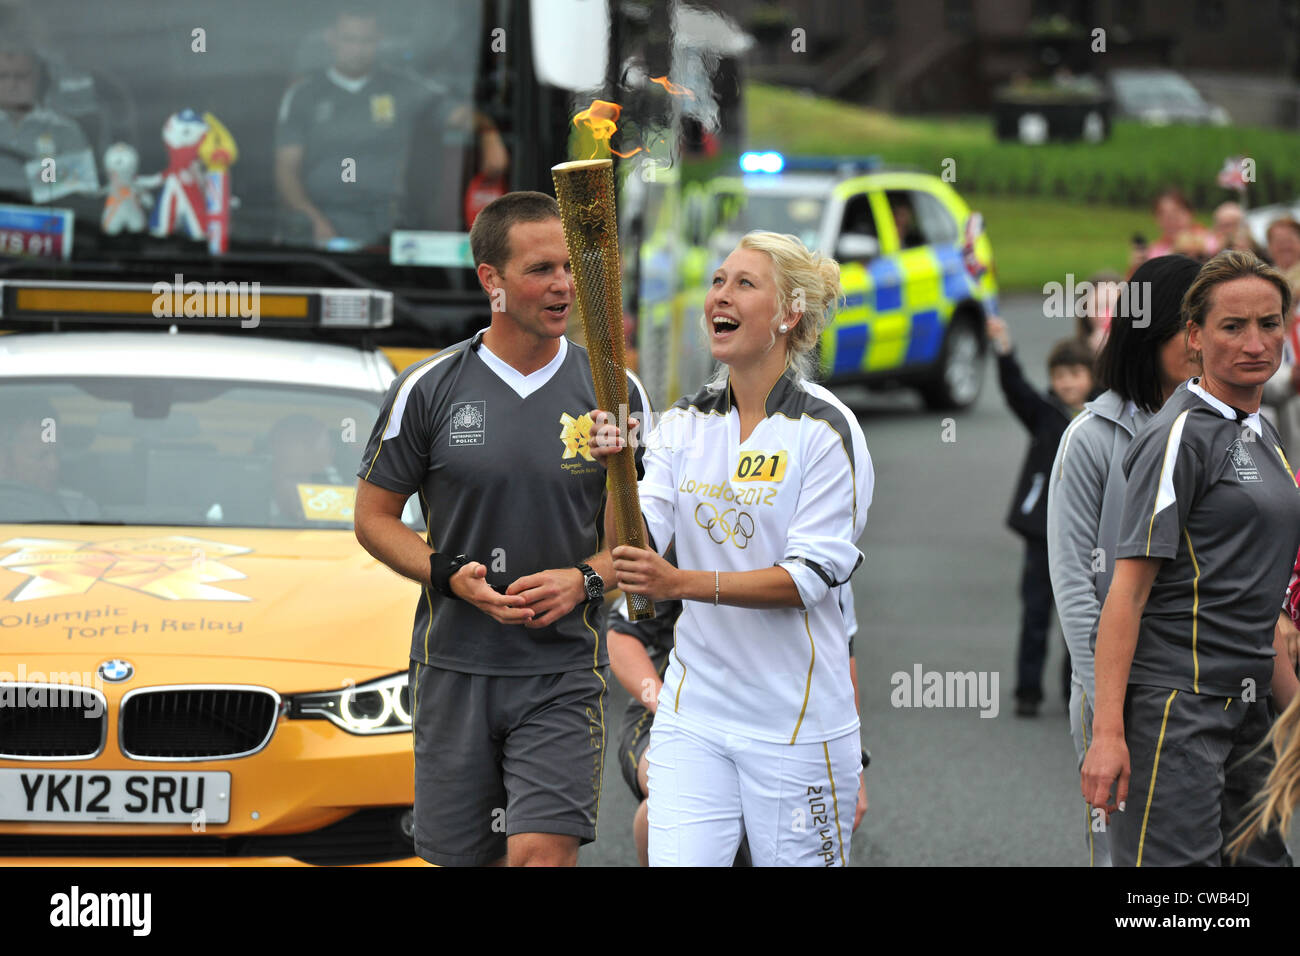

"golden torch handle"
[552, 159, 654, 621]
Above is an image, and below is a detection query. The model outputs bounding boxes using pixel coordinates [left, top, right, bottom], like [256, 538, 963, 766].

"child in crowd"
[988, 316, 1094, 716]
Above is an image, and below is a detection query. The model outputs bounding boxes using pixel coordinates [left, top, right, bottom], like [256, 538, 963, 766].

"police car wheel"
[920, 315, 984, 410]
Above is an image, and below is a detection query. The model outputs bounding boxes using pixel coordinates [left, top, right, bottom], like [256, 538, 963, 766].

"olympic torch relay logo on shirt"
[559, 411, 596, 462]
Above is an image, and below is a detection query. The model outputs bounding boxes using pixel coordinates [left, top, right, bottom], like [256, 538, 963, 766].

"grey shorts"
[409, 661, 610, 867]
[1109, 684, 1292, 868]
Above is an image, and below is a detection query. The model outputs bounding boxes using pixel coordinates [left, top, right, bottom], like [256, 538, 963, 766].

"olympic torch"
[552, 158, 654, 621]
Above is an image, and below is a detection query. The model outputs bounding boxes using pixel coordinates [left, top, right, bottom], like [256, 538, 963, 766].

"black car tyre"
[919, 312, 984, 410]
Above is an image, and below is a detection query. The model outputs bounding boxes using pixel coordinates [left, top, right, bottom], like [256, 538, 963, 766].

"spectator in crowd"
[1212, 201, 1259, 255]
[988, 317, 1095, 716]
[1130, 188, 1219, 275]
[1266, 217, 1300, 293]
[1260, 218, 1300, 449]
[1075, 270, 1123, 356]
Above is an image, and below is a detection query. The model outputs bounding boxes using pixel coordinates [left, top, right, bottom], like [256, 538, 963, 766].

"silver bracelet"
[714, 569, 720, 606]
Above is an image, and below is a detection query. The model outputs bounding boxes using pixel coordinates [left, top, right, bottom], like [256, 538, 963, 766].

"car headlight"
[289, 672, 411, 735]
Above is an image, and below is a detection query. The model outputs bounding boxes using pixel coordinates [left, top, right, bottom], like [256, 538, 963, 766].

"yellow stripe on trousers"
[1137, 690, 1179, 867]
[822, 740, 846, 867]
[583, 605, 607, 839]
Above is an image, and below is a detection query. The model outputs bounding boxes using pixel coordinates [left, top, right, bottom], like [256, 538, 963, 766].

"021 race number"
[733, 450, 788, 483]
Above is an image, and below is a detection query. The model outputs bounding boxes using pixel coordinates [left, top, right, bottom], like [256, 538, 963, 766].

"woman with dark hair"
[1081, 250, 1300, 866]
[1047, 254, 1201, 866]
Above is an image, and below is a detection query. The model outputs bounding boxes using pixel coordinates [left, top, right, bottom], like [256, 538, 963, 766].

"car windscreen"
[717, 193, 824, 251]
[0, 376, 410, 530]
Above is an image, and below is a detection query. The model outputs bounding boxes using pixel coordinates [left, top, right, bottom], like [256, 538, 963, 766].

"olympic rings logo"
[694, 502, 756, 549]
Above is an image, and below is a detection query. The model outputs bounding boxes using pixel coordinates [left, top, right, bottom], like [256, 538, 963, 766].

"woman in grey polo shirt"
[1081, 250, 1300, 866]
[1047, 254, 1201, 867]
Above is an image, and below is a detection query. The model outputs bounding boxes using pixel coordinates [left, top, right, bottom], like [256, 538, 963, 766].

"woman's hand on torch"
[612, 544, 679, 601]
[588, 408, 639, 469]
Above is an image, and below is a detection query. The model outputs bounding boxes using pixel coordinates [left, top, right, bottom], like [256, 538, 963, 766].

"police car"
[697, 153, 999, 410]
[0, 281, 427, 865]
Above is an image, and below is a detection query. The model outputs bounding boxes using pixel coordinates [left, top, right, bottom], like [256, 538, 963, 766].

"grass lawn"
[743, 83, 990, 152]
[743, 83, 1288, 291]
[968, 193, 1150, 293]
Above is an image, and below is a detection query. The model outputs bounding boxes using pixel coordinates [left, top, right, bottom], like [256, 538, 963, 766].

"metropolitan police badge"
[449, 401, 486, 446]
[1228, 438, 1261, 482]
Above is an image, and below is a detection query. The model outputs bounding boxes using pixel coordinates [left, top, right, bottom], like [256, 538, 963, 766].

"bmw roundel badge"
[98, 659, 134, 683]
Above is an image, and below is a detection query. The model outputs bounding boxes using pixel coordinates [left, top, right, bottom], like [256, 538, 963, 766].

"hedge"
[746, 84, 1300, 211]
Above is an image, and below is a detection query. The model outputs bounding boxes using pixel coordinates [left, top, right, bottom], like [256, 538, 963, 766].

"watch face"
[585, 574, 602, 600]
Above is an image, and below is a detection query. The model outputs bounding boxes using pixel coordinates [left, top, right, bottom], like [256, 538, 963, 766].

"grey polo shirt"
[1116, 379, 1300, 696]
[0, 106, 90, 194]
[276, 66, 454, 238]
[358, 331, 650, 675]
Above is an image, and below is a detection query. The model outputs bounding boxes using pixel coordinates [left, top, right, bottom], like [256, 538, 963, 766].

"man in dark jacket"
[988, 316, 1094, 715]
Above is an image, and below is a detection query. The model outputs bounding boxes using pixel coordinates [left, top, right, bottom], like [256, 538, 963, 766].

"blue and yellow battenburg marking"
[823, 242, 997, 378]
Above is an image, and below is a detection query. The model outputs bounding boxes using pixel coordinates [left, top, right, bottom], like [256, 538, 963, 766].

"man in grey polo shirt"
[274, 7, 507, 245]
[0, 46, 90, 198]
[354, 191, 650, 866]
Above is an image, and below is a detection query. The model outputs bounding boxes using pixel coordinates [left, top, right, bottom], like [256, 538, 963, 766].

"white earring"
[779, 323, 788, 333]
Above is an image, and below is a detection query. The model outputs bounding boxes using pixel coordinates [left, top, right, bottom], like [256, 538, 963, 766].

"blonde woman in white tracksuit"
[591, 231, 872, 866]
[1046, 254, 1201, 866]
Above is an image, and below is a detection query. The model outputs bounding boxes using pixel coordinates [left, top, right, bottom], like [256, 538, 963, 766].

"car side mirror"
[837, 233, 879, 261]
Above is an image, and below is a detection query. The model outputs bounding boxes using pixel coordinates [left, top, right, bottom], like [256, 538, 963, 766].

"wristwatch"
[861, 748, 871, 770]
[576, 563, 603, 603]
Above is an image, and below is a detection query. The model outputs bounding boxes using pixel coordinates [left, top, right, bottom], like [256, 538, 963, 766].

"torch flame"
[650, 75, 696, 100]
[571, 99, 643, 159]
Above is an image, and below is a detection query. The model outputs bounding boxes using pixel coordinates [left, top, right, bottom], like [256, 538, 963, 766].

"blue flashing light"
[739, 151, 785, 174]
[740, 154, 883, 176]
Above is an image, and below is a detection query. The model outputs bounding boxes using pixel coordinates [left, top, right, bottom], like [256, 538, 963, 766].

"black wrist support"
[430, 552, 467, 600]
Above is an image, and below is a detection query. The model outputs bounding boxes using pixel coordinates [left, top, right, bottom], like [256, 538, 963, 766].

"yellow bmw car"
[0, 285, 426, 865]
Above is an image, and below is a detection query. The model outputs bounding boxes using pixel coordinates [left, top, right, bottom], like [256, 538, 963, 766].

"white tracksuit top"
[638, 369, 873, 744]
